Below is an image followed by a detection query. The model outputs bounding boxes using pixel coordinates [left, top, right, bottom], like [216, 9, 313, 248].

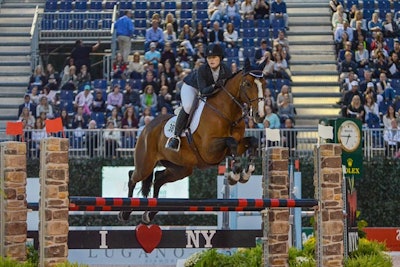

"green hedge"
[26, 157, 399, 227]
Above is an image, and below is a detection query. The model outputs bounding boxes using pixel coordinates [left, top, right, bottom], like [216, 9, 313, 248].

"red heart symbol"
[136, 224, 162, 253]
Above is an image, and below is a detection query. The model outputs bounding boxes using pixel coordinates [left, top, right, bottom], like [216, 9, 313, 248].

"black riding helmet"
[205, 44, 224, 59]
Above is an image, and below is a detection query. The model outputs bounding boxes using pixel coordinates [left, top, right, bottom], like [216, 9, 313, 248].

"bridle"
[200, 70, 265, 127]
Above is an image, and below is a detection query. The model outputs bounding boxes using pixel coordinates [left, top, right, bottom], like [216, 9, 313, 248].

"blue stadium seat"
[129, 79, 142, 90]
[45, 1, 57, 12]
[391, 79, 400, 92]
[242, 28, 256, 38]
[275, 79, 291, 91]
[196, 10, 208, 20]
[379, 8, 391, 20]
[56, 20, 70, 30]
[149, 1, 162, 10]
[395, 1, 400, 12]
[181, 1, 193, 10]
[378, 0, 390, 9]
[226, 57, 239, 67]
[41, 19, 54, 30]
[112, 79, 126, 89]
[362, 0, 375, 10]
[88, 13, 101, 20]
[346, 0, 359, 9]
[225, 47, 239, 58]
[135, 1, 147, 10]
[257, 28, 270, 39]
[179, 19, 192, 28]
[180, 10, 193, 19]
[59, 1, 73, 12]
[74, 1, 87, 11]
[242, 38, 255, 48]
[196, 1, 208, 10]
[379, 100, 391, 115]
[91, 112, 106, 127]
[86, 19, 99, 30]
[90, 1, 102, 11]
[60, 90, 74, 102]
[93, 79, 107, 90]
[134, 19, 147, 28]
[242, 19, 255, 29]
[104, 1, 117, 10]
[164, 2, 177, 11]
[71, 20, 84, 30]
[102, 20, 112, 29]
[242, 47, 255, 58]
[385, 38, 394, 51]
[60, 101, 74, 114]
[257, 19, 270, 29]
[120, 1, 133, 10]
[363, 9, 374, 20]
[134, 10, 147, 19]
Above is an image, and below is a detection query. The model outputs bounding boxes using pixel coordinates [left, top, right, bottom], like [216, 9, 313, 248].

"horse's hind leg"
[118, 170, 141, 221]
[142, 165, 193, 224]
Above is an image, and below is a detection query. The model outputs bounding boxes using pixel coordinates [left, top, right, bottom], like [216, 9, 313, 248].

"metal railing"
[30, 5, 40, 72]
[2, 127, 396, 160]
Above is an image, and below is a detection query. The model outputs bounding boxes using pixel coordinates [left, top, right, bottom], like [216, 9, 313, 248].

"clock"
[337, 120, 361, 152]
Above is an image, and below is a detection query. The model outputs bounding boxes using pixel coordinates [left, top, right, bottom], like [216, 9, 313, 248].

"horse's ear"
[244, 58, 251, 73]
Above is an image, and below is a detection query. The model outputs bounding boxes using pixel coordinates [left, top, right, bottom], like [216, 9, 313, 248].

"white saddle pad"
[164, 100, 206, 138]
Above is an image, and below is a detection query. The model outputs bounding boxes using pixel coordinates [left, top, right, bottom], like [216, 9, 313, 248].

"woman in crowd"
[77, 64, 91, 89]
[91, 90, 106, 113]
[163, 12, 178, 33]
[254, 0, 270, 20]
[140, 85, 158, 116]
[224, 0, 241, 26]
[107, 107, 122, 128]
[121, 105, 139, 148]
[347, 95, 365, 122]
[103, 120, 121, 158]
[191, 23, 207, 46]
[163, 23, 178, 47]
[278, 94, 296, 125]
[29, 65, 47, 90]
[36, 96, 54, 119]
[223, 23, 239, 48]
[45, 63, 60, 91]
[112, 52, 127, 80]
[240, 0, 255, 20]
[60, 65, 78, 91]
[383, 104, 398, 129]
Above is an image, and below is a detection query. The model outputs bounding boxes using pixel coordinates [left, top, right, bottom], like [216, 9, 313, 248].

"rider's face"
[207, 56, 221, 70]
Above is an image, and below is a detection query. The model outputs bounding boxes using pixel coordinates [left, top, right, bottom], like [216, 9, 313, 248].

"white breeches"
[181, 83, 198, 114]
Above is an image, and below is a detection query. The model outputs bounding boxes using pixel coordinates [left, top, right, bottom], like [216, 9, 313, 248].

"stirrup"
[165, 136, 181, 152]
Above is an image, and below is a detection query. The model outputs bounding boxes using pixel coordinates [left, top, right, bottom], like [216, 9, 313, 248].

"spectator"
[273, 30, 289, 54]
[145, 19, 164, 51]
[359, 70, 374, 93]
[339, 51, 358, 82]
[342, 80, 364, 114]
[350, 10, 367, 31]
[107, 107, 122, 128]
[225, 0, 241, 26]
[274, 43, 290, 63]
[273, 52, 291, 80]
[74, 84, 93, 115]
[121, 105, 139, 148]
[208, 0, 226, 23]
[364, 94, 380, 127]
[77, 65, 91, 90]
[335, 21, 354, 49]
[277, 85, 293, 107]
[177, 45, 192, 69]
[128, 52, 145, 79]
[270, 0, 289, 30]
[191, 23, 207, 46]
[36, 96, 54, 119]
[281, 117, 297, 156]
[264, 105, 280, 129]
[60, 65, 78, 91]
[112, 52, 127, 79]
[347, 4, 357, 21]
[29, 86, 41, 105]
[163, 23, 177, 47]
[367, 13, 382, 33]
[61, 57, 74, 82]
[123, 83, 140, 118]
[107, 84, 123, 113]
[31, 117, 47, 157]
[144, 42, 161, 69]
[388, 52, 400, 78]
[86, 120, 98, 158]
[114, 10, 134, 62]
[329, 0, 341, 13]
[70, 39, 100, 73]
[372, 51, 388, 78]
[224, 23, 239, 48]
[139, 107, 154, 127]
[382, 12, 399, 38]
[137, 115, 153, 138]
[140, 85, 158, 116]
[338, 41, 354, 63]
[355, 42, 370, 69]
[91, 89, 106, 113]
[240, 0, 255, 20]
[45, 63, 60, 91]
[29, 65, 47, 90]
[161, 43, 176, 67]
[370, 32, 389, 54]
[390, 40, 400, 58]
[60, 108, 71, 129]
[208, 21, 225, 47]
[278, 94, 295, 124]
[103, 120, 121, 158]
[18, 94, 36, 118]
[141, 71, 160, 94]
[264, 88, 276, 108]
[383, 105, 398, 129]
[376, 72, 394, 101]
[383, 119, 400, 157]
[157, 85, 173, 113]
[162, 59, 176, 87]
[162, 13, 178, 33]
[260, 51, 275, 77]
[71, 106, 87, 148]
[346, 95, 365, 122]
[331, 5, 347, 30]
[254, 0, 270, 20]
[19, 107, 35, 130]
[192, 43, 206, 65]
[353, 21, 367, 47]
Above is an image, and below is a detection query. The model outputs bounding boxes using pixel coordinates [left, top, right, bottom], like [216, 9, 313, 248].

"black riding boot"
[165, 109, 189, 151]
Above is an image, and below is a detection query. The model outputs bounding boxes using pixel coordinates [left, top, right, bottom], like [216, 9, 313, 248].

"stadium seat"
[242, 28, 256, 38]
[242, 47, 255, 59]
[346, 0, 359, 9]
[395, 1, 400, 13]
[102, 20, 112, 29]
[377, 0, 390, 9]
[379, 8, 391, 20]
[135, 1, 147, 10]
[129, 79, 142, 90]
[196, 10, 208, 20]
[119, 1, 133, 10]
[74, 1, 87, 11]
[91, 112, 106, 127]
[71, 20, 84, 30]
[257, 28, 270, 40]
[93, 79, 107, 90]
[225, 47, 239, 58]
[196, 1, 208, 10]
[41, 19, 54, 30]
[45, 1, 58, 12]
[362, 0, 375, 10]
[104, 1, 117, 10]
[181, 1, 193, 10]
[90, 1, 102, 11]
[275, 79, 291, 91]
[242, 19, 255, 29]
[226, 57, 239, 67]
[56, 19, 70, 30]
[390, 79, 400, 92]
[363, 9, 374, 21]
[111, 79, 126, 89]
[149, 1, 162, 10]
[164, 2, 177, 11]
[134, 10, 147, 19]
[86, 19, 99, 30]
[59, 1, 73, 12]
[180, 10, 193, 19]
[179, 19, 192, 28]
[60, 90, 74, 102]
[257, 19, 270, 29]
[242, 38, 255, 48]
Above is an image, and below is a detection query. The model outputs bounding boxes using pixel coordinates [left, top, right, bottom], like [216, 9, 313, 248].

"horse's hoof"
[239, 164, 255, 183]
[227, 171, 239, 185]
[118, 211, 131, 222]
[141, 211, 157, 225]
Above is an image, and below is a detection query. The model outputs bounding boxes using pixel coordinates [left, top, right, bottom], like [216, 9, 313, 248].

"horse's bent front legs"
[236, 136, 259, 183]
[224, 137, 243, 185]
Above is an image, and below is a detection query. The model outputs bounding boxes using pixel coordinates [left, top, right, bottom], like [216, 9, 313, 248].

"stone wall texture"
[267, 147, 289, 267]
[0, 142, 27, 261]
[39, 138, 69, 267]
[314, 144, 344, 267]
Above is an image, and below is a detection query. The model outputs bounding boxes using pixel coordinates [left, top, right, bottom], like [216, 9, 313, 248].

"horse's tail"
[141, 173, 154, 198]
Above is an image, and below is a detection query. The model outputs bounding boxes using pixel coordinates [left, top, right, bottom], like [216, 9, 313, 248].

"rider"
[166, 44, 232, 151]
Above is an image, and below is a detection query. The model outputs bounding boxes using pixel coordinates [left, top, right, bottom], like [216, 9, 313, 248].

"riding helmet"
[205, 44, 224, 59]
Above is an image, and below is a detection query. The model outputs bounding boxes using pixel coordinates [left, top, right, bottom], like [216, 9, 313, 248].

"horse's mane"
[225, 69, 243, 82]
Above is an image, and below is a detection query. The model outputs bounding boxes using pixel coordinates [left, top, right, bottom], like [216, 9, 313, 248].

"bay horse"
[119, 69, 266, 223]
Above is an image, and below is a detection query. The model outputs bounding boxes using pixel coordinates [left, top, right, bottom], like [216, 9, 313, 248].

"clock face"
[338, 121, 361, 152]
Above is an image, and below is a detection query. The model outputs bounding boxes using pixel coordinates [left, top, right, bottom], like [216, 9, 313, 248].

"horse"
[118, 69, 266, 223]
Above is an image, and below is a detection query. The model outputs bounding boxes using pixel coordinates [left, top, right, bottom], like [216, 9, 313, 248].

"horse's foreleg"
[224, 137, 243, 185]
[141, 170, 164, 224]
[118, 170, 137, 221]
[237, 136, 259, 183]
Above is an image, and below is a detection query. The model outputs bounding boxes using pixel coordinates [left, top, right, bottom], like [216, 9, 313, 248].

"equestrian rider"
[166, 44, 232, 151]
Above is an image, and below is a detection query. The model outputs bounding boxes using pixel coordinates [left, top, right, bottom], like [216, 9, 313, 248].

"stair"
[0, 0, 44, 131]
[286, 0, 341, 126]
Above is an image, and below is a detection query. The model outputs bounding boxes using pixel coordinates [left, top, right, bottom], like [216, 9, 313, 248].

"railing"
[30, 5, 40, 72]
[2, 127, 396, 160]
[110, 3, 118, 63]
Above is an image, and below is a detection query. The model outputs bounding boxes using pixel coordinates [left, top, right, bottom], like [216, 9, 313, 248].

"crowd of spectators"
[18, 0, 298, 156]
[332, 0, 400, 157]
